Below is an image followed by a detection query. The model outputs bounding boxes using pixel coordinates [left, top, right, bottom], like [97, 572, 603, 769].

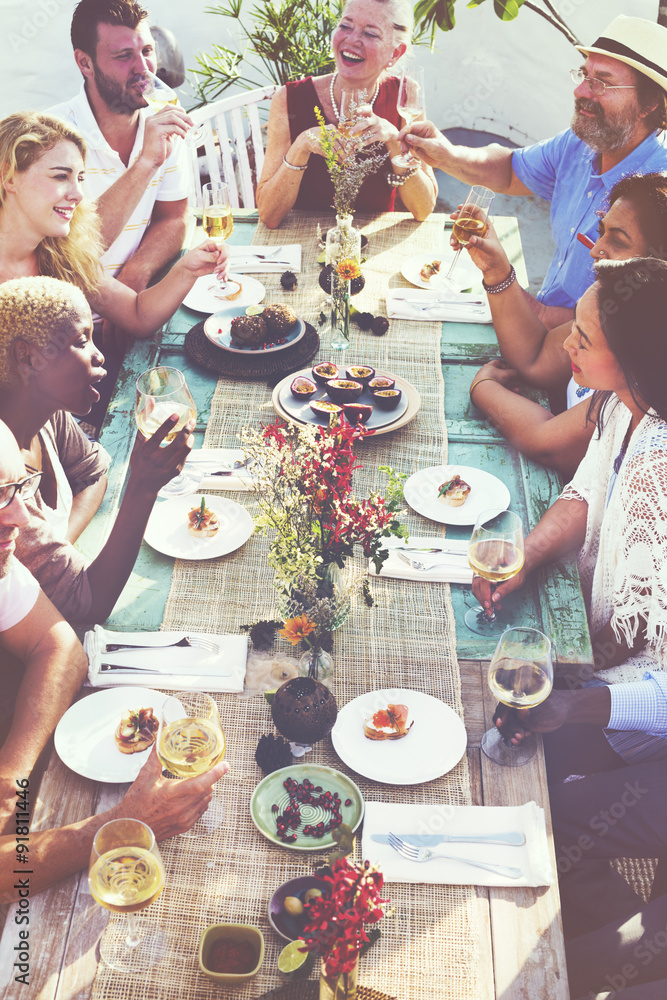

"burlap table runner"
[91, 213, 480, 1000]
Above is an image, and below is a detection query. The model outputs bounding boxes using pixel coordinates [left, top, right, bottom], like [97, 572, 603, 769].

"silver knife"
[100, 664, 231, 676]
[392, 296, 485, 306]
[394, 544, 467, 555]
[370, 831, 525, 847]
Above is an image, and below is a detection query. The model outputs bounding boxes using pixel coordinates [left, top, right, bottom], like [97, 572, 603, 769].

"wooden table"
[0, 210, 579, 999]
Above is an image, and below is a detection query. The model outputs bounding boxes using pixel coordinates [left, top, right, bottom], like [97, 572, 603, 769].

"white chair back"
[188, 85, 278, 211]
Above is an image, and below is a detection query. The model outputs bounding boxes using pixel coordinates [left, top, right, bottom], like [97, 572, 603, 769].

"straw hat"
[576, 15, 667, 94]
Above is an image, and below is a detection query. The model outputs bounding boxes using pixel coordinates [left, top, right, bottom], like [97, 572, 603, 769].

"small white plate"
[402, 250, 482, 292]
[183, 272, 265, 314]
[403, 464, 511, 526]
[331, 688, 467, 785]
[203, 313, 306, 354]
[144, 495, 254, 560]
[54, 687, 176, 783]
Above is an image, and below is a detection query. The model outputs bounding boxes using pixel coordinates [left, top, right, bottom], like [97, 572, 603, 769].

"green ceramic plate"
[250, 764, 364, 852]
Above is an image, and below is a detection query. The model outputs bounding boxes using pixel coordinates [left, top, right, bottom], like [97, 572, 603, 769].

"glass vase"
[326, 215, 361, 352]
[299, 646, 334, 690]
[319, 956, 359, 1000]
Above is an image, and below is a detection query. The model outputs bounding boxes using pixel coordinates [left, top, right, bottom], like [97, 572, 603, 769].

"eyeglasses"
[0, 471, 42, 510]
[570, 69, 637, 97]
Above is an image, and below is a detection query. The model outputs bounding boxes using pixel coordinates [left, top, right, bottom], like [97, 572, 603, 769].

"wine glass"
[157, 691, 226, 837]
[202, 181, 235, 294]
[135, 367, 196, 445]
[338, 88, 369, 146]
[440, 184, 494, 291]
[391, 64, 425, 170]
[88, 818, 166, 972]
[482, 626, 553, 766]
[142, 72, 206, 147]
[466, 507, 524, 637]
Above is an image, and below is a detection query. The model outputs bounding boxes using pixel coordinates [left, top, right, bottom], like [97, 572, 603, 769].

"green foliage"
[190, 0, 344, 104]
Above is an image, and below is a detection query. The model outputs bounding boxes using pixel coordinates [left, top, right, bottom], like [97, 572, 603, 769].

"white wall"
[0, 0, 659, 143]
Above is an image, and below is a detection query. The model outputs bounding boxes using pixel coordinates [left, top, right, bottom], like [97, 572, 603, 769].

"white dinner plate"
[182, 272, 266, 314]
[203, 312, 306, 354]
[331, 688, 467, 785]
[403, 464, 511, 526]
[54, 687, 176, 783]
[401, 250, 482, 292]
[276, 367, 409, 432]
[144, 495, 254, 560]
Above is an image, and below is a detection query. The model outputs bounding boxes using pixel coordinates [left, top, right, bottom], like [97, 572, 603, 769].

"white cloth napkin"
[84, 626, 248, 692]
[159, 448, 255, 497]
[386, 289, 492, 324]
[227, 244, 302, 273]
[362, 800, 554, 887]
[369, 536, 473, 585]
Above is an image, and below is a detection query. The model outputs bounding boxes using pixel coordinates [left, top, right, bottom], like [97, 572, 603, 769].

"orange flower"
[279, 614, 317, 644]
[336, 259, 361, 281]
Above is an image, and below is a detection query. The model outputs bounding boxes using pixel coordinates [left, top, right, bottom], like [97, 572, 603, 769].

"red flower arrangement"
[299, 857, 389, 978]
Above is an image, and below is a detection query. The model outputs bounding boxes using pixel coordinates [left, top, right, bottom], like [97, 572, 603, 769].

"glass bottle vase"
[319, 955, 359, 1000]
[326, 215, 361, 352]
[298, 646, 334, 690]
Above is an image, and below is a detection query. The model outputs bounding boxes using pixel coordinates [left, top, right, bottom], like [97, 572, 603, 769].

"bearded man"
[46, 0, 192, 383]
[399, 16, 667, 328]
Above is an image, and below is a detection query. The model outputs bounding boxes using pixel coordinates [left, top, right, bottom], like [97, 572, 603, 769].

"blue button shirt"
[512, 128, 667, 308]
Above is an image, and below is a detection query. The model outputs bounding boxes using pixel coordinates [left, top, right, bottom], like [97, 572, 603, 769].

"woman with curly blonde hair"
[0, 111, 227, 425]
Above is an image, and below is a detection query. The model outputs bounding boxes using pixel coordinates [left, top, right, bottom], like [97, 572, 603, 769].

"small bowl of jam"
[198, 923, 265, 984]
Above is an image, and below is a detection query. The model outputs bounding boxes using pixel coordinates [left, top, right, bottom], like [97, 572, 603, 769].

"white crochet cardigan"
[560, 397, 667, 684]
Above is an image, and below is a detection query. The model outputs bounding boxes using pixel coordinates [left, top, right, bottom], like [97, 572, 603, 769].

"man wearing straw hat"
[401, 15, 667, 326]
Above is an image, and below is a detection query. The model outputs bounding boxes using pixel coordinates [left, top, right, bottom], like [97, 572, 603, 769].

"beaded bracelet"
[482, 265, 516, 294]
[387, 164, 419, 187]
[282, 154, 307, 172]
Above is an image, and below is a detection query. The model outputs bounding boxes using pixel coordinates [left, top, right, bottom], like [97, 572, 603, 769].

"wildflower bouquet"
[314, 105, 388, 217]
[242, 418, 407, 601]
[300, 857, 389, 980]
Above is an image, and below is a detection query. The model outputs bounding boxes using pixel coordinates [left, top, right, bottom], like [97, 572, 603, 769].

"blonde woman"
[256, 0, 437, 227]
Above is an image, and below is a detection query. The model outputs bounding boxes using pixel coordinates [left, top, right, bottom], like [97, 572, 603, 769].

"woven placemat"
[185, 321, 320, 379]
[92, 213, 479, 1000]
[257, 983, 398, 1000]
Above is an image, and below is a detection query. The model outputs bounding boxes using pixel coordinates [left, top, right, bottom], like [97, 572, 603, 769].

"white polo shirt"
[0, 558, 39, 632]
[48, 83, 189, 278]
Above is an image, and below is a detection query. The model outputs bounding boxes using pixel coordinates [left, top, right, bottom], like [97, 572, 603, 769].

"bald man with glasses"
[399, 15, 667, 329]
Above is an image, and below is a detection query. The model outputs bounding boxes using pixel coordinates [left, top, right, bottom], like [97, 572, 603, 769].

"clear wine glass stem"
[445, 247, 462, 280]
[125, 913, 141, 950]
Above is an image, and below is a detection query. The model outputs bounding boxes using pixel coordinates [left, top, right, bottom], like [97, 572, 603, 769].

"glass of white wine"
[466, 507, 524, 637]
[158, 691, 226, 837]
[141, 72, 205, 147]
[88, 818, 166, 972]
[392, 64, 425, 170]
[135, 367, 196, 445]
[338, 88, 368, 147]
[202, 181, 235, 294]
[440, 184, 494, 291]
[482, 626, 553, 766]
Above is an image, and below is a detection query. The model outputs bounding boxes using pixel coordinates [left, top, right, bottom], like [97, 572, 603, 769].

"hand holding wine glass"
[440, 185, 494, 291]
[466, 508, 524, 636]
[202, 181, 236, 294]
[141, 73, 205, 147]
[482, 627, 554, 765]
[88, 818, 166, 971]
[157, 691, 227, 837]
[135, 367, 197, 444]
[392, 65, 425, 170]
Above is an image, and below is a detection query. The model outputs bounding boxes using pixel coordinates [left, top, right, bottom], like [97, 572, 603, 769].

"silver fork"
[388, 832, 523, 879]
[105, 636, 219, 653]
[398, 553, 466, 572]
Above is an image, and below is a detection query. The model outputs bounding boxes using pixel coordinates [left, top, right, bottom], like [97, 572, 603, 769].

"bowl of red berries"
[250, 764, 364, 852]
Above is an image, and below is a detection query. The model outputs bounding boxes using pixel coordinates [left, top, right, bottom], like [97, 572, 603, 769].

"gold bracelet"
[469, 377, 499, 398]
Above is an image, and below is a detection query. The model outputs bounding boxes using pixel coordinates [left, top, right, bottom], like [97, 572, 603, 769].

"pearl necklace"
[329, 71, 380, 122]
